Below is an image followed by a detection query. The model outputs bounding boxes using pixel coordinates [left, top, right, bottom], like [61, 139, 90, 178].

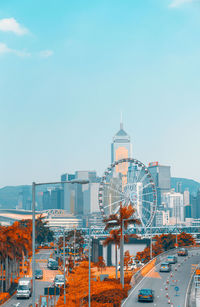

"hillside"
[0, 185, 31, 208]
[0, 177, 199, 209]
[0, 184, 58, 208]
[171, 177, 200, 195]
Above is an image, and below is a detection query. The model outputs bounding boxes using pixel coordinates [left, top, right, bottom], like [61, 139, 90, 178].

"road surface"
[123, 249, 200, 307]
[3, 249, 60, 307]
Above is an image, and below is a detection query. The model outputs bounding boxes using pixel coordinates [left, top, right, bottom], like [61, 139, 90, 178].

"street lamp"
[120, 219, 125, 288]
[88, 224, 91, 307]
[62, 229, 67, 304]
[73, 227, 76, 268]
[150, 206, 153, 260]
[32, 179, 89, 307]
[150, 225, 153, 260]
[176, 200, 178, 248]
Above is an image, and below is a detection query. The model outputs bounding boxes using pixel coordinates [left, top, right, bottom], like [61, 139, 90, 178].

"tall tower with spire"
[111, 120, 132, 163]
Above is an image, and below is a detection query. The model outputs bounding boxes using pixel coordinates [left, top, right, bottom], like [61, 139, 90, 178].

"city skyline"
[1, 0, 200, 187]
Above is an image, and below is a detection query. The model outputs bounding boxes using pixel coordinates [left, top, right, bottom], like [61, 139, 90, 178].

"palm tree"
[104, 203, 141, 231]
[103, 229, 120, 279]
[104, 203, 141, 285]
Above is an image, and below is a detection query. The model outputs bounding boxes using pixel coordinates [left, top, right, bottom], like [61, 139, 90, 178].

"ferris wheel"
[98, 158, 157, 228]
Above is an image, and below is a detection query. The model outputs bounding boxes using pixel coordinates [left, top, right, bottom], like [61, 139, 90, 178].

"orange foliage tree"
[124, 250, 132, 271]
[95, 256, 106, 273]
[0, 220, 32, 292]
[136, 232, 196, 263]
[178, 232, 195, 246]
[56, 260, 131, 307]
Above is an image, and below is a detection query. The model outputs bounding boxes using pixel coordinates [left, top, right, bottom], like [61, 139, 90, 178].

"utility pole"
[63, 229, 66, 304]
[120, 219, 124, 288]
[176, 200, 178, 248]
[74, 228, 76, 267]
[88, 225, 91, 307]
[150, 206, 153, 259]
[32, 182, 36, 307]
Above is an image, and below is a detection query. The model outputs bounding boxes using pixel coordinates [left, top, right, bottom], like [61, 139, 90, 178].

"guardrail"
[185, 269, 196, 307]
[122, 245, 200, 306]
[130, 248, 178, 288]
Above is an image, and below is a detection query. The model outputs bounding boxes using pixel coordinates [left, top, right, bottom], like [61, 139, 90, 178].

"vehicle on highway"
[138, 289, 154, 302]
[47, 258, 58, 270]
[35, 269, 43, 279]
[17, 277, 32, 299]
[134, 260, 144, 267]
[159, 262, 171, 272]
[54, 274, 65, 287]
[118, 263, 137, 271]
[166, 255, 177, 264]
[177, 248, 188, 256]
[47, 257, 55, 266]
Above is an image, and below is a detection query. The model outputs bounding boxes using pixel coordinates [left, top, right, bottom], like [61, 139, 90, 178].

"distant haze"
[1, 0, 200, 186]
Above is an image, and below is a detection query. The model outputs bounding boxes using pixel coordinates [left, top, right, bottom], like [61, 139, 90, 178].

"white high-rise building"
[155, 210, 170, 226]
[183, 189, 190, 207]
[162, 190, 184, 223]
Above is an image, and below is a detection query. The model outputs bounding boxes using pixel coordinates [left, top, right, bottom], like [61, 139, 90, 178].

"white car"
[54, 274, 65, 287]
[118, 263, 137, 271]
[134, 260, 144, 267]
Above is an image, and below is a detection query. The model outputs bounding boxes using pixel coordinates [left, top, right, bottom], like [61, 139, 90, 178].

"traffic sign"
[174, 286, 179, 296]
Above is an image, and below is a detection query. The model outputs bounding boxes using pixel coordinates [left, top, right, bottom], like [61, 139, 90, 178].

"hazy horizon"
[1, 0, 200, 187]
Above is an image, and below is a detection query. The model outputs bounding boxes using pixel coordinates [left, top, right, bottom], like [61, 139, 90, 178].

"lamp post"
[73, 228, 76, 267]
[150, 225, 152, 260]
[120, 219, 124, 288]
[176, 200, 178, 248]
[32, 179, 89, 307]
[150, 206, 153, 260]
[88, 224, 91, 307]
[63, 229, 66, 304]
[32, 182, 36, 307]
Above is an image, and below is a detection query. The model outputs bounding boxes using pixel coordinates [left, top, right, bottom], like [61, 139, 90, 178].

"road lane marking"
[122, 257, 170, 306]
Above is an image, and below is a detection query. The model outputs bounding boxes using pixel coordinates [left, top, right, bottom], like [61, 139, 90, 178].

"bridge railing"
[53, 225, 200, 237]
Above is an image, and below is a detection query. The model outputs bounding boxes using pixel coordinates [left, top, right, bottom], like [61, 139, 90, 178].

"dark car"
[138, 289, 154, 302]
[47, 258, 58, 270]
[166, 255, 178, 264]
[35, 269, 43, 279]
[177, 248, 188, 256]
[50, 262, 58, 270]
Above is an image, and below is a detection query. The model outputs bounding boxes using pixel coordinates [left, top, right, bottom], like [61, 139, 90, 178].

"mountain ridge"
[0, 177, 199, 208]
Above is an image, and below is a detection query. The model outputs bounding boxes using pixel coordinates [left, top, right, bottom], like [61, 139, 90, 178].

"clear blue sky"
[1, 0, 200, 187]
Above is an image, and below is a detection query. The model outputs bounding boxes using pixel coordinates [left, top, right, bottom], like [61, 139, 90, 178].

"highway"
[3, 249, 60, 307]
[123, 249, 200, 307]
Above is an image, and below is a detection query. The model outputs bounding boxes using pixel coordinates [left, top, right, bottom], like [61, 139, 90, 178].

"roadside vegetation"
[0, 216, 53, 304]
[135, 232, 195, 263]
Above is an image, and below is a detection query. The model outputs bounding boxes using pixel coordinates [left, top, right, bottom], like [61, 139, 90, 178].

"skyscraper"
[191, 189, 200, 219]
[61, 173, 76, 212]
[111, 121, 132, 163]
[148, 162, 171, 208]
[162, 190, 184, 223]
